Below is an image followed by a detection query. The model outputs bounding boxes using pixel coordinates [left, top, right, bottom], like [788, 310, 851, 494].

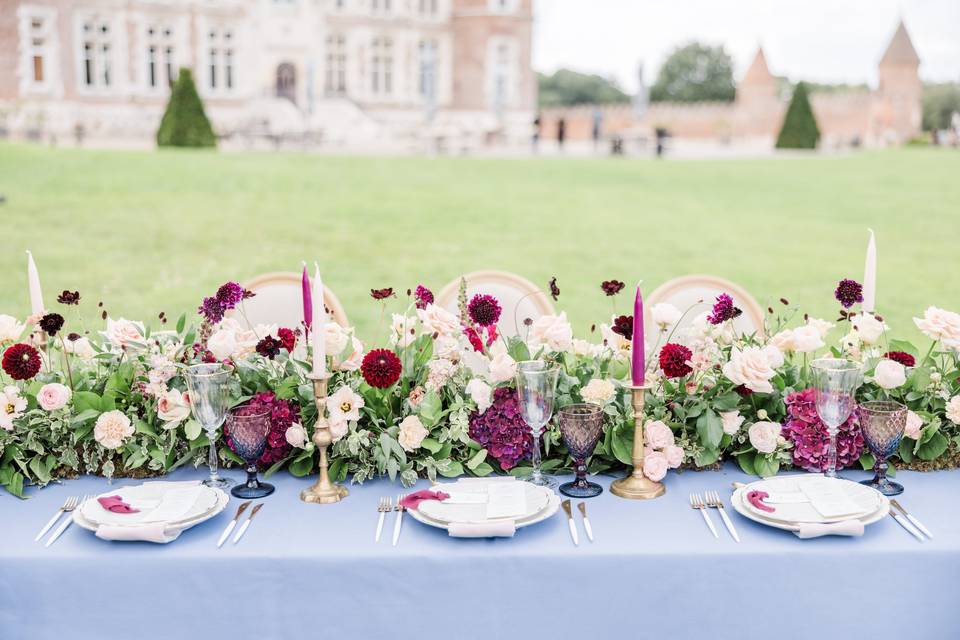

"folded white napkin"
[794, 520, 865, 539]
[801, 479, 864, 519]
[95, 523, 184, 544]
[448, 521, 517, 538]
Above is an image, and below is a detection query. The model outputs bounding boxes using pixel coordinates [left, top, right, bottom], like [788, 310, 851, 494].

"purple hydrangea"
[707, 293, 742, 325]
[414, 285, 434, 310]
[468, 387, 532, 470]
[834, 279, 864, 309]
[782, 388, 864, 472]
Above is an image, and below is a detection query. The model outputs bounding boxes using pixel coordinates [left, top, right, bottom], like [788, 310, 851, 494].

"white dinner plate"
[79, 482, 223, 528]
[742, 476, 881, 524]
[417, 481, 552, 525]
[408, 483, 561, 533]
[73, 487, 229, 535]
[731, 486, 889, 533]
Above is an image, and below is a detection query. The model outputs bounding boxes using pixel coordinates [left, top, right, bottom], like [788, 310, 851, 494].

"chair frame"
[646, 274, 765, 338]
[435, 270, 556, 327]
[225, 271, 349, 328]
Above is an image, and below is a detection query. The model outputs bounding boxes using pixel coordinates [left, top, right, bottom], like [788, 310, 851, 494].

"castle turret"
[875, 19, 922, 142]
[734, 47, 784, 140]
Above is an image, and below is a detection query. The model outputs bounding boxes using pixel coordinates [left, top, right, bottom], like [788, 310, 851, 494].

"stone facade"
[541, 20, 923, 150]
[0, 0, 535, 150]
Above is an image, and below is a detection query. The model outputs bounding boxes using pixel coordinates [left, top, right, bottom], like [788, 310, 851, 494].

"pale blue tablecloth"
[2, 465, 958, 640]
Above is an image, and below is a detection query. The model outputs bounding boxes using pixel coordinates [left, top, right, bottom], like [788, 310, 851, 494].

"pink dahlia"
[782, 388, 864, 472]
[468, 387, 532, 470]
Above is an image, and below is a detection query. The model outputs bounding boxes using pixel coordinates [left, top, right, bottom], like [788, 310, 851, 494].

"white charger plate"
[731, 486, 889, 533]
[408, 485, 561, 532]
[742, 476, 881, 524]
[79, 482, 221, 527]
[73, 486, 229, 535]
[417, 481, 552, 525]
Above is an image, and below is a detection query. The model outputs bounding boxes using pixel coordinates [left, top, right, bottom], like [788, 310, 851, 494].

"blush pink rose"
[645, 420, 674, 449]
[643, 450, 669, 482]
[664, 444, 684, 468]
[904, 410, 923, 440]
[37, 382, 72, 411]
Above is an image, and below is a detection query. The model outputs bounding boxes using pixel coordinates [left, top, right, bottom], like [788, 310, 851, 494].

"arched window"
[276, 62, 296, 102]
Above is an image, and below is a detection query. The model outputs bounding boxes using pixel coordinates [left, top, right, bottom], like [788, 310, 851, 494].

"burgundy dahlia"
[659, 343, 693, 378]
[414, 285, 434, 310]
[834, 279, 864, 309]
[255, 335, 283, 359]
[2, 343, 42, 381]
[57, 290, 81, 305]
[467, 294, 502, 327]
[370, 288, 395, 301]
[611, 314, 633, 339]
[277, 327, 297, 352]
[39, 313, 65, 336]
[224, 391, 299, 467]
[883, 351, 916, 368]
[216, 282, 245, 308]
[783, 388, 864, 472]
[707, 293, 742, 325]
[361, 349, 403, 388]
[468, 387, 533, 470]
[601, 280, 625, 296]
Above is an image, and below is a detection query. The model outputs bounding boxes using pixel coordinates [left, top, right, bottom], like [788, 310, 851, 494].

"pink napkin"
[448, 521, 516, 538]
[400, 490, 450, 511]
[795, 520, 865, 539]
[747, 491, 775, 513]
[95, 523, 183, 544]
[97, 495, 140, 514]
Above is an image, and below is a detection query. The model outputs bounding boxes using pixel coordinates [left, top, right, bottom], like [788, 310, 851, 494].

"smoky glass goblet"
[558, 403, 605, 498]
[858, 400, 907, 496]
[226, 407, 275, 499]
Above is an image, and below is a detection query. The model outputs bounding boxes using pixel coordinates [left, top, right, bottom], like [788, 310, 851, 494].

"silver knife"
[44, 511, 75, 548]
[888, 511, 924, 542]
[891, 500, 932, 539]
[577, 502, 593, 542]
[391, 494, 405, 547]
[233, 503, 263, 544]
[561, 500, 579, 546]
[217, 501, 251, 548]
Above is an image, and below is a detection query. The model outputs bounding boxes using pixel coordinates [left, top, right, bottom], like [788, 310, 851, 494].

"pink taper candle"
[301, 263, 313, 331]
[631, 283, 645, 385]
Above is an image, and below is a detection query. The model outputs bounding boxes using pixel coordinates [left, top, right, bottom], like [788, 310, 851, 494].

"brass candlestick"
[610, 385, 666, 500]
[300, 373, 349, 504]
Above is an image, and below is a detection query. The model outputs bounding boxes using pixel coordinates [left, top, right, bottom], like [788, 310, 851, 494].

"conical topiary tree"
[157, 68, 217, 148]
[775, 82, 820, 149]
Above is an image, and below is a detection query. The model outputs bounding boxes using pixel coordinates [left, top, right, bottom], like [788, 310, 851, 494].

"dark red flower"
[659, 343, 693, 378]
[707, 293, 742, 325]
[216, 282, 245, 308]
[468, 387, 533, 470]
[371, 288, 395, 301]
[601, 280, 625, 296]
[57, 290, 81, 305]
[783, 388, 864, 472]
[256, 336, 283, 359]
[414, 285, 434, 310]
[277, 327, 297, 352]
[883, 351, 916, 368]
[834, 279, 864, 309]
[548, 277, 560, 301]
[39, 313, 65, 336]
[465, 325, 498, 352]
[611, 314, 633, 339]
[467, 294, 502, 327]
[361, 349, 403, 388]
[2, 343, 42, 381]
[67, 332, 81, 342]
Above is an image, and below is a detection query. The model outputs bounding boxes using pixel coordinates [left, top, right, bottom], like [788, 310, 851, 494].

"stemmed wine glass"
[558, 403, 605, 498]
[810, 358, 861, 479]
[184, 363, 235, 488]
[858, 400, 907, 496]
[226, 407, 275, 499]
[515, 360, 560, 489]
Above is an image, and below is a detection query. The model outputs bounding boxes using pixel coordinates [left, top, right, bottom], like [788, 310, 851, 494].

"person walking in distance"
[557, 117, 566, 151]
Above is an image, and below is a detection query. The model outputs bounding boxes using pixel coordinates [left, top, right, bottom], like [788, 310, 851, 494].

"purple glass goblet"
[558, 403, 605, 498]
[227, 406, 275, 499]
[858, 400, 907, 496]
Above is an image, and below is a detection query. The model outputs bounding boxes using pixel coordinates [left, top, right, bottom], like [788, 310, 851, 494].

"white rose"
[335, 336, 364, 372]
[102, 318, 146, 351]
[417, 304, 460, 338]
[322, 322, 350, 358]
[790, 325, 825, 353]
[0, 385, 28, 431]
[748, 421, 781, 455]
[722, 346, 779, 394]
[946, 396, 960, 425]
[529, 312, 573, 352]
[571, 338, 601, 358]
[207, 328, 238, 361]
[285, 422, 308, 448]
[914, 307, 960, 350]
[851, 313, 886, 346]
[157, 388, 191, 428]
[807, 317, 835, 338]
[64, 336, 97, 361]
[720, 410, 745, 435]
[873, 359, 906, 390]
[487, 351, 517, 384]
[466, 379, 493, 413]
[433, 334, 463, 362]
[581, 378, 616, 405]
[327, 386, 365, 424]
[397, 415, 429, 451]
[650, 303, 682, 331]
[37, 383, 72, 411]
[94, 410, 134, 449]
[769, 329, 796, 353]
[0, 315, 25, 344]
[904, 410, 923, 440]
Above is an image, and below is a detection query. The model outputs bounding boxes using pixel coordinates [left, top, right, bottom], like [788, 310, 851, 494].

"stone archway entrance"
[276, 62, 296, 103]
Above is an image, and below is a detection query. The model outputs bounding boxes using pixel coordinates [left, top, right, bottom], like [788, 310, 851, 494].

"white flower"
[335, 336, 364, 372]
[769, 329, 795, 353]
[102, 318, 146, 351]
[905, 410, 923, 440]
[64, 336, 97, 361]
[417, 304, 459, 338]
[581, 378, 616, 405]
[664, 444, 684, 468]
[841, 331, 862, 359]
[285, 422, 308, 448]
[946, 396, 960, 425]
[487, 350, 517, 384]
[433, 334, 463, 362]
[806, 317, 835, 338]
[37, 383, 72, 412]
[791, 325, 825, 353]
[157, 388, 191, 428]
[748, 421, 780, 455]
[234, 323, 278, 358]
[722, 346, 781, 394]
[207, 328, 237, 361]
[397, 415, 429, 451]
[873, 359, 906, 390]
[388, 314, 417, 348]
[327, 386, 365, 424]
[323, 322, 351, 357]
[851, 313, 886, 346]
[720, 410, 745, 435]
[426, 358, 456, 392]
[0, 386, 27, 431]
[914, 307, 960, 350]
[466, 379, 493, 413]
[94, 410, 134, 449]
[528, 312, 573, 352]
[600, 322, 631, 357]
[329, 418, 349, 442]
[0, 315, 25, 344]
[650, 303, 682, 331]
[571, 338, 602, 358]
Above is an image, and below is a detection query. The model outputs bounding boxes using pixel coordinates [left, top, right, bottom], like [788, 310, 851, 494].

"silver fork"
[45, 495, 90, 547]
[706, 490, 740, 542]
[375, 496, 392, 542]
[689, 493, 718, 539]
[36, 496, 78, 542]
[392, 494, 407, 547]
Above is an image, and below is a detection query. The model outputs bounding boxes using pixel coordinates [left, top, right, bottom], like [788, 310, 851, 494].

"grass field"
[1, 143, 958, 341]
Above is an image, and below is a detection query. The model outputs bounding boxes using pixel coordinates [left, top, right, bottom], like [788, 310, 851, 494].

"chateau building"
[0, 0, 535, 150]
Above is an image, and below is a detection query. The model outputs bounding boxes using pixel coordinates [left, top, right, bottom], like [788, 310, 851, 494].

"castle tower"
[734, 47, 784, 140]
[875, 19, 922, 142]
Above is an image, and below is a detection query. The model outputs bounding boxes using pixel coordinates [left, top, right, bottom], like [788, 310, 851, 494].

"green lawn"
[1, 143, 958, 342]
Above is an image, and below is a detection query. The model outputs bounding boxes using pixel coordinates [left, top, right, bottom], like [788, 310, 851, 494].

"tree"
[649, 43, 735, 103]
[538, 69, 630, 107]
[922, 83, 960, 131]
[157, 68, 217, 148]
[775, 82, 820, 149]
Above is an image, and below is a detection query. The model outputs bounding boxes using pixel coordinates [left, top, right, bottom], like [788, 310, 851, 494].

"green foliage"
[537, 69, 631, 107]
[776, 82, 820, 149]
[157, 68, 217, 148]
[922, 82, 960, 131]
[649, 43, 735, 103]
